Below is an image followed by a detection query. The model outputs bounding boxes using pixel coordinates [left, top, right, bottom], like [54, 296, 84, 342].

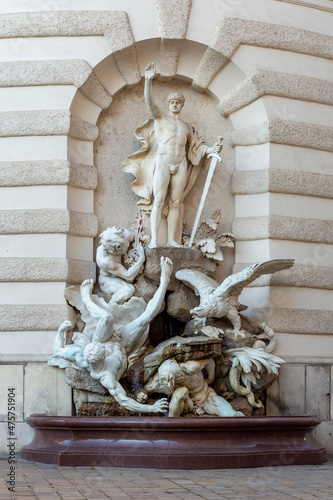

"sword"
[188, 143, 223, 247]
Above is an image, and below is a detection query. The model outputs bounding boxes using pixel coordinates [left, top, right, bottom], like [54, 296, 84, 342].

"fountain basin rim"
[26, 414, 322, 430]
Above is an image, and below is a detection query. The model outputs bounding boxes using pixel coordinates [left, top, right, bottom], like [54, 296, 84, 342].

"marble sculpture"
[122, 62, 222, 248]
[137, 358, 244, 417]
[50, 63, 292, 418]
[176, 259, 294, 339]
[97, 226, 145, 304]
[50, 259, 172, 414]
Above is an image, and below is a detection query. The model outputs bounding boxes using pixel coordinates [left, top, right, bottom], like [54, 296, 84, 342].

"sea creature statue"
[226, 343, 285, 408]
[96, 226, 145, 304]
[136, 358, 244, 418]
[185, 318, 285, 410]
[49, 257, 173, 414]
[176, 259, 294, 339]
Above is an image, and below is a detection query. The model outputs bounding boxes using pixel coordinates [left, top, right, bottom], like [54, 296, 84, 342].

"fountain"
[22, 63, 326, 469]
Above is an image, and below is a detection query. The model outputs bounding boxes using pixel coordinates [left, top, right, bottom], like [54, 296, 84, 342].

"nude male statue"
[50, 257, 173, 414]
[137, 358, 244, 418]
[122, 62, 222, 249]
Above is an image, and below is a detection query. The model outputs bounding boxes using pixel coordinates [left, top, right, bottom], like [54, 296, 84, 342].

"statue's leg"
[148, 158, 170, 248]
[118, 257, 172, 354]
[54, 320, 74, 352]
[98, 275, 118, 295]
[109, 283, 135, 304]
[80, 279, 114, 343]
[168, 387, 190, 417]
[167, 158, 187, 247]
[203, 391, 244, 417]
[108, 279, 135, 304]
[226, 306, 246, 339]
[99, 276, 135, 304]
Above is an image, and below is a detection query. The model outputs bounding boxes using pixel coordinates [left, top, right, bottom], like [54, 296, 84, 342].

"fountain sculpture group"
[21, 63, 326, 468]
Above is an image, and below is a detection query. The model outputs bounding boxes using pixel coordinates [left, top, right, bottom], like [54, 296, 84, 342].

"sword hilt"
[207, 152, 222, 162]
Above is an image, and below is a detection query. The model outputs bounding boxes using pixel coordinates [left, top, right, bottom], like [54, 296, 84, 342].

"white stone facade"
[1, 0, 333, 453]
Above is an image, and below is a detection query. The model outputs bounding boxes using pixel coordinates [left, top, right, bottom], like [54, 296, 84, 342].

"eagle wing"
[214, 259, 294, 302]
[175, 269, 219, 301]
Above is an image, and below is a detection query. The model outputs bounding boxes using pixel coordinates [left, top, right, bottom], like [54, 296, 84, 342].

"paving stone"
[0, 457, 332, 500]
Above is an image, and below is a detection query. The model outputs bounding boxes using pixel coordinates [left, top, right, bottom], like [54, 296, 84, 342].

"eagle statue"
[176, 259, 294, 339]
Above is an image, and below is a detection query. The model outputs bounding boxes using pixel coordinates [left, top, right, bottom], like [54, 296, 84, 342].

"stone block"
[155, 0, 191, 39]
[0, 422, 34, 454]
[0, 331, 58, 363]
[0, 304, 75, 331]
[24, 364, 72, 418]
[166, 286, 199, 322]
[127, 335, 223, 389]
[65, 367, 106, 395]
[278, 364, 305, 415]
[312, 420, 333, 454]
[0, 365, 24, 421]
[266, 379, 279, 416]
[305, 365, 330, 420]
[134, 275, 157, 303]
[73, 388, 105, 414]
[144, 247, 216, 291]
[331, 367, 333, 420]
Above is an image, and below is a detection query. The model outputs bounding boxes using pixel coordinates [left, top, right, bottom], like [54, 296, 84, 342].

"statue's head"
[99, 226, 134, 255]
[167, 92, 185, 114]
[83, 342, 107, 364]
[158, 359, 184, 389]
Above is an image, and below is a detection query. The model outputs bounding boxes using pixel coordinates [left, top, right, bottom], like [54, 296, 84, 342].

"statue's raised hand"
[145, 62, 157, 81]
[135, 244, 145, 261]
[151, 397, 169, 413]
[160, 256, 173, 280]
[61, 320, 74, 331]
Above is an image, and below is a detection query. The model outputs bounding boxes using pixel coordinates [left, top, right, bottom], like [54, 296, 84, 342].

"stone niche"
[94, 78, 234, 283]
[66, 76, 239, 417]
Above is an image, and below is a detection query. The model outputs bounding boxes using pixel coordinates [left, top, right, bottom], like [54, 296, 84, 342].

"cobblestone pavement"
[0, 456, 332, 500]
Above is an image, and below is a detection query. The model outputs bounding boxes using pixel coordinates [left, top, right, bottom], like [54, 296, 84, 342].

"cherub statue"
[96, 226, 145, 304]
[122, 62, 222, 249]
[136, 358, 244, 418]
[49, 257, 173, 414]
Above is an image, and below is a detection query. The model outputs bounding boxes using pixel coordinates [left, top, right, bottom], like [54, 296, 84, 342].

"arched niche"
[68, 38, 269, 282]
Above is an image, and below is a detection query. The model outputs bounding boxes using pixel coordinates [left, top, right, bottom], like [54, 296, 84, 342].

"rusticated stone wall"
[0, 0, 332, 453]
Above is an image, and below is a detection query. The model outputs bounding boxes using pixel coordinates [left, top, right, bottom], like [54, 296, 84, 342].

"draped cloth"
[121, 118, 209, 213]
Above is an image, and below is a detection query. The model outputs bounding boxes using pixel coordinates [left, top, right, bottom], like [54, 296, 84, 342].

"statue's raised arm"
[144, 62, 162, 119]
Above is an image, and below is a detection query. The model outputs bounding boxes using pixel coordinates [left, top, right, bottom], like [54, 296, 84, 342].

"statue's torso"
[89, 341, 127, 381]
[178, 370, 209, 405]
[154, 114, 190, 165]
